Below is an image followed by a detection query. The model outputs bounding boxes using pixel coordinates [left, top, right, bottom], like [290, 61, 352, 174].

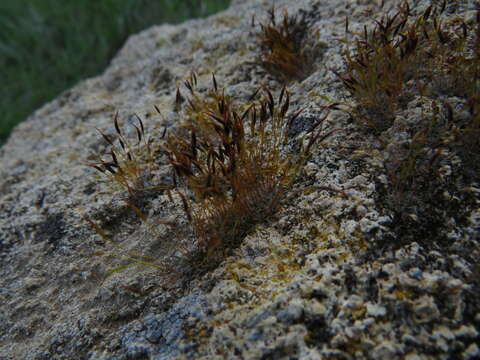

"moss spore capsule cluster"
[88, 71, 333, 273]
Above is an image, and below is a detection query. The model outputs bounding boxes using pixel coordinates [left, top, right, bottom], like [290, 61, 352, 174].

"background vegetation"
[0, 0, 231, 146]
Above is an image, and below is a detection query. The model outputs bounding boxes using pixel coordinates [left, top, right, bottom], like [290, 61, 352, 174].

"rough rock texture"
[0, 0, 479, 359]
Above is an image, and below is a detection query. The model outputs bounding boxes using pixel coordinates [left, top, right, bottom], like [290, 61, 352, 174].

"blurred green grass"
[0, 0, 231, 145]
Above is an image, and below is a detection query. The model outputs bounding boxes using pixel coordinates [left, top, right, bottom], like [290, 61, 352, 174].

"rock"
[0, 0, 479, 359]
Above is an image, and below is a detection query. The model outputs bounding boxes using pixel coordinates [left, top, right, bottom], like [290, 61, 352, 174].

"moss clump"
[338, 1, 479, 132]
[166, 74, 329, 261]
[336, 2, 480, 250]
[87, 73, 332, 273]
[255, 7, 311, 82]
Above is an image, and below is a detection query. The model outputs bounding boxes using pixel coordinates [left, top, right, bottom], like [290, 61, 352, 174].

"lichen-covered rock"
[0, 0, 478, 359]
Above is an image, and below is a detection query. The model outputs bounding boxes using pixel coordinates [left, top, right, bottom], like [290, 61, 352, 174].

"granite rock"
[0, 0, 478, 359]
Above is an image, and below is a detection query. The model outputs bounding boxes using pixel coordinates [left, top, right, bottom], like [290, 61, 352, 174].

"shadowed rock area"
[0, 0, 479, 359]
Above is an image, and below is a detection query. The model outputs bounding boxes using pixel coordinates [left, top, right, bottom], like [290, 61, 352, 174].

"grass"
[0, 0, 231, 146]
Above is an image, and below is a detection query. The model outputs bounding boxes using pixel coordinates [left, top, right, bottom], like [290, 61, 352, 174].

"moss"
[338, 1, 479, 132]
[333, 1, 480, 251]
[86, 73, 333, 276]
[163, 74, 334, 264]
[254, 7, 312, 82]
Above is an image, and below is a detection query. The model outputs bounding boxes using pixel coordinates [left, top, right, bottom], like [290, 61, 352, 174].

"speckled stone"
[0, 0, 479, 359]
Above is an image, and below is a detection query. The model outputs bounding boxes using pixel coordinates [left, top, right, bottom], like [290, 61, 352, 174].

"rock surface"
[0, 0, 479, 359]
